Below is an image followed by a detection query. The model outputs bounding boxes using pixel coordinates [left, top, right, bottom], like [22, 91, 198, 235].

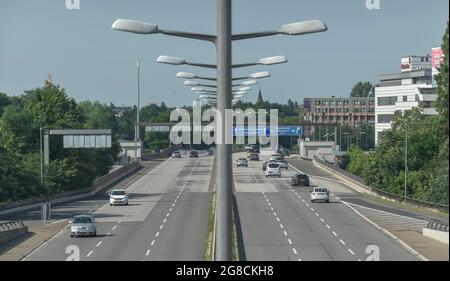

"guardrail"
[313, 155, 449, 213]
[0, 220, 25, 232]
[0, 220, 28, 245]
[0, 162, 141, 216]
[427, 222, 449, 232]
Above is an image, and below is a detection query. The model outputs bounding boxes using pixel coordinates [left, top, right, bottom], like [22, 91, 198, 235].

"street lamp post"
[112, 5, 327, 260]
[135, 59, 141, 162]
[404, 124, 408, 198]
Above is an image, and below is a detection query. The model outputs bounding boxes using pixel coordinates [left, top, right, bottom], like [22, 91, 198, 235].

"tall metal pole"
[215, 0, 232, 261]
[404, 125, 408, 197]
[40, 127, 44, 185]
[135, 59, 141, 162]
[339, 124, 342, 152]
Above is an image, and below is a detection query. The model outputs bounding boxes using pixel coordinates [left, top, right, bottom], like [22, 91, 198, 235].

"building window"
[315, 101, 321, 105]
[360, 100, 366, 105]
[369, 100, 374, 105]
[344, 108, 349, 113]
[330, 108, 335, 113]
[377, 96, 397, 106]
[402, 96, 408, 102]
[323, 101, 328, 105]
[423, 101, 436, 108]
[377, 114, 394, 123]
[330, 101, 336, 105]
[354, 100, 360, 105]
[344, 100, 349, 105]
[337, 108, 342, 113]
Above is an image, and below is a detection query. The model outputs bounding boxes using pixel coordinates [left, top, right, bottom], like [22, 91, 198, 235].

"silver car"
[277, 160, 288, 169]
[237, 158, 248, 167]
[70, 215, 97, 237]
[310, 187, 330, 203]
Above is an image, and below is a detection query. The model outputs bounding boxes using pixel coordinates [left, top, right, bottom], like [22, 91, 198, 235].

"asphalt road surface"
[21, 152, 213, 261]
[233, 153, 419, 261]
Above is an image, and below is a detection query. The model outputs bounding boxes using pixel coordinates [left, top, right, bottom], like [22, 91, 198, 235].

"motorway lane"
[288, 158, 448, 225]
[23, 153, 213, 261]
[0, 160, 164, 227]
[233, 153, 418, 261]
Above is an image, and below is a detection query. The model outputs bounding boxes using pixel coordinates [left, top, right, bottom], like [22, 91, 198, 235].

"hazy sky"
[0, 0, 448, 107]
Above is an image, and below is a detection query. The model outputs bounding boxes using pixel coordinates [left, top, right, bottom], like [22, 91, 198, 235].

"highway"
[233, 152, 419, 261]
[21, 151, 213, 261]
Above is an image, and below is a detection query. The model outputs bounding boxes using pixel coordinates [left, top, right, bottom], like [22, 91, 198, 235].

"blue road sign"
[233, 126, 303, 137]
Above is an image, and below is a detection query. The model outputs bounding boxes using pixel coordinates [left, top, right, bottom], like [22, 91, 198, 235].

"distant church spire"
[256, 87, 264, 104]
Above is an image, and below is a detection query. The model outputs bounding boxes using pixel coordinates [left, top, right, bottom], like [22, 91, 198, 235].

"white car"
[109, 189, 129, 206]
[269, 154, 279, 161]
[277, 160, 288, 169]
[172, 151, 181, 158]
[310, 187, 330, 203]
[266, 162, 281, 178]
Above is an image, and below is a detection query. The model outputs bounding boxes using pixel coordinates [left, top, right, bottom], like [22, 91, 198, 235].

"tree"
[350, 81, 374, 97]
[0, 92, 11, 116]
[435, 21, 449, 136]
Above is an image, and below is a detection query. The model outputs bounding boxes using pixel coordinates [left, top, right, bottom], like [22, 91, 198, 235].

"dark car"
[189, 151, 198, 158]
[249, 153, 259, 161]
[262, 161, 268, 171]
[291, 173, 310, 187]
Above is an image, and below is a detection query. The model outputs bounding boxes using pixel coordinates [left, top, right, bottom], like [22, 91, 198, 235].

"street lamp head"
[250, 71, 271, 79]
[191, 87, 206, 92]
[279, 20, 328, 35]
[239, 86, 251, 91]
[157, 55, 185, 65]
[258, 56, 287, 65]
[176, 72, 197, 79]
[184, 81, 200, 86]
[111, 19, 159, 34]
[241, 79, 258, 86]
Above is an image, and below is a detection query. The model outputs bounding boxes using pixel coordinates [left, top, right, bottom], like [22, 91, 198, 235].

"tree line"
[342, 23, 449, 205]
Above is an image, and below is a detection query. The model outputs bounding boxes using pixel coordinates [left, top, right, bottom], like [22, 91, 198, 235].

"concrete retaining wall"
[422, 228, 449, 245]
[0, 221, 28, 245]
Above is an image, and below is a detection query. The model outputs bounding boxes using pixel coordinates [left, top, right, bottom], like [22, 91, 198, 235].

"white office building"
[374, 55, 438, 144]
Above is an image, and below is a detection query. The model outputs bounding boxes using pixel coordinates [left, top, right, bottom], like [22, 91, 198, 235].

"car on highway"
[310, 187, 330, 203]
[206, 149, 214, 156]
[269, 154, 279, 161]
[277, 160, 288, 169]
[249, 153, 259, 161]
[266, 162, 281, 177]
[70, 215, 97, 237]
[291, 173, 310, 186]
[171, 151, 181, 158]
[189, 151, 198, 158]
[262, 161, 268, 170]
[109, 189, 129, 206]
[237, 158, 248, 167]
